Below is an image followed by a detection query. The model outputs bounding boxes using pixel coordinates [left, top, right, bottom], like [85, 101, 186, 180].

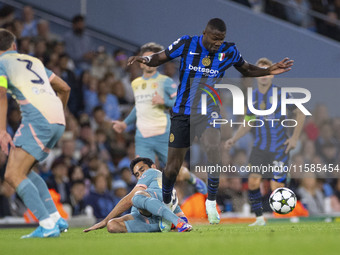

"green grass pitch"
[1, 222, 339, 255]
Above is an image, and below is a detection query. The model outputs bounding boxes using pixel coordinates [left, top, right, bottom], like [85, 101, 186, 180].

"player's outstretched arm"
[267, 58, 294, 75]
[235, 58, 294, 77]
[0, 87, 14, 155]
[83, 185, 145, 233]
[127, 50, 169, 67]
[284, 108, 306, 154]
[50, 75, 71, 110]
[82, 220, 107, 233]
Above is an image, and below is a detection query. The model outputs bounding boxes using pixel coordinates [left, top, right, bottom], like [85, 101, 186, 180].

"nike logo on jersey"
[189, 51, 199, 55]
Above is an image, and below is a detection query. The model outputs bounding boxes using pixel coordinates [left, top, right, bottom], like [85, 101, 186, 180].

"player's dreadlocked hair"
[206, 18, 227, 32]
[0, 28, 15, 51]
[130, 157, 155, 173]
[140, 42, 164, 55]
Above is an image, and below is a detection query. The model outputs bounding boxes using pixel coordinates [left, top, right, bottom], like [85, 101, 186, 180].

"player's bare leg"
[132, 190, 191, 232]
[5, 147, 59, 238]
[162, 147, 188, 205]
[27, 170, 68, 232]
[4, 147, 36, 188]
[201, 127, 221, 224]
[248, 174, 266, 226]
[270, 180, 285, 191]
[107, 215, 134, 233]
[248, 174, 262, 191]
[134, 190, 172, 232]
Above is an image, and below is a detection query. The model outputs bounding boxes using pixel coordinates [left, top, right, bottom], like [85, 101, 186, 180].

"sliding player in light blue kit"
[84, 157, 192, 233]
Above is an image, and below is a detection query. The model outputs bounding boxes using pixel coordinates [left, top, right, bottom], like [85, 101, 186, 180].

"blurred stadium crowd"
[0, 3, 340, 224]
[232, 0, 340, 41]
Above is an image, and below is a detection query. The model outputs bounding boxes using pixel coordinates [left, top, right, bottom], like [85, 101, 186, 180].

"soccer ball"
[269, 187, 297, 214]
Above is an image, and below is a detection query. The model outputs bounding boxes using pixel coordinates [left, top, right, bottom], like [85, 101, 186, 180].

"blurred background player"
[127, 18, 293, 224]
[112, 42, 207, 195]
[0, 28, 70, 238]
[63, 14, 95, 70]
[225, 57, 305, 226]
[83, 157, 192, 233]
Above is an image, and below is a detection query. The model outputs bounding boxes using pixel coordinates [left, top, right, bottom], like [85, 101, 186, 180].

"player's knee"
[107, 220, 125, 233]
[135, 190, 151, 197]
[106, 221, 116, 233]
[132, 191, 150, 207]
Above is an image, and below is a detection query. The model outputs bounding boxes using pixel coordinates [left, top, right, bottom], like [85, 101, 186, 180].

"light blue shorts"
[124, 211, 160, 233]
[13, 118, 65, 162]
[135, 129, 169, 167]
[124, 188, 163, 233]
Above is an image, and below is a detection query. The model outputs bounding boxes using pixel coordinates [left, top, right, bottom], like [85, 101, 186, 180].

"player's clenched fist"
[127, 56, 149, 66]
[112, 120, 127, 134]
[224, 138, 235, 151]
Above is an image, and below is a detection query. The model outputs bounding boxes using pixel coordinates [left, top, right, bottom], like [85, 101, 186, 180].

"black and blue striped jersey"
[245, 85, 297, 153]
[164, 35, 244, 115]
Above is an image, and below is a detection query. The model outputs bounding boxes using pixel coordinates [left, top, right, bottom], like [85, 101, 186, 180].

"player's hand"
[127, 56, 148, 66]
[112, 120, 127, 134]
[268, 58, 294, 75]
[0, 130, 15, 156]
[152, 91, 164, 105]
[224, 138, 235, 150]
[83, 221, 107, 233]
[284, 137, 297, 154]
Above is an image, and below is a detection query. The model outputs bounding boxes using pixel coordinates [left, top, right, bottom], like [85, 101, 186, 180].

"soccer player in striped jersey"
[113, 42, 207, 194]
[225, 57, 305, 226]
[128, 18, 293, 224]
[0, 29, 70, 238]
